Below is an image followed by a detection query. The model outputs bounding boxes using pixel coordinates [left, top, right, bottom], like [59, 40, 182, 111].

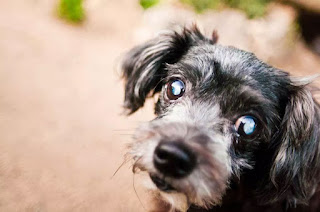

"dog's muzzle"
[151, 140, 196, 191]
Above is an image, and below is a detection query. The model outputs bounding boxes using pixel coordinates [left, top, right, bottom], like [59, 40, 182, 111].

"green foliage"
[140, 0, 160, 9]
[180, 0, 221, 13]
[58, 0, 85, 23]
[180, 0, 272, 18]
[225, 0, 271, 18]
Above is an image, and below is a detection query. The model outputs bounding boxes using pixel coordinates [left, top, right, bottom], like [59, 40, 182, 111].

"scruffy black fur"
[122, 25, 320, 212]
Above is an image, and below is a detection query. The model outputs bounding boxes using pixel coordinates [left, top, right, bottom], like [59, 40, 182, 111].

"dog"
[121, 25, 320, 212]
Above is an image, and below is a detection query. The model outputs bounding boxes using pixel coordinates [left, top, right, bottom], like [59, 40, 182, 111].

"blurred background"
[0, 0, 319, 211]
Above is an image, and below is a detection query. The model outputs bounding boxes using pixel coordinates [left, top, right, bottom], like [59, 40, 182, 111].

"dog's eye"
[234, 116, 258, 137]
[166, 79, 185, 100]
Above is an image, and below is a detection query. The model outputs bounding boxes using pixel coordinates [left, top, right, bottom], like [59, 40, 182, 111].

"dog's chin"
[150, 174, 176, 192]
[149, 173, 191, 212]
[148, 174, 224, 212]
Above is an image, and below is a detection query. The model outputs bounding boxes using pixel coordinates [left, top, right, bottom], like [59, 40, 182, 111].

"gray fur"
[122, 26, 320, 212]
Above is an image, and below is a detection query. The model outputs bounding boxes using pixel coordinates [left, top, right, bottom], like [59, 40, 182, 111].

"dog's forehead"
[168, 44, 267, 82]
[169, 43, 290, 92]
[165, 43, 290, 119]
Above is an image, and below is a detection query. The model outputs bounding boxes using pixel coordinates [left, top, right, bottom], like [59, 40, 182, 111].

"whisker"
[111, 158, 132, 179]
[132, 156, 142, 173]
[133, 173, 147, 211]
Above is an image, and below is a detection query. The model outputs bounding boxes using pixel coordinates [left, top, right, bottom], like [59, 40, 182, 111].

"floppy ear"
[268, 80, 320, 206]
[121, 26, 215, 114]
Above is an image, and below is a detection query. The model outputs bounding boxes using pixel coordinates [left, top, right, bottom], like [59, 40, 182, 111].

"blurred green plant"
[181, 0, 272, 18]
[137, 0, 271, 18]
[226, 0, 272, 18]
[58, 0, 85, 23]
[180, 0, 221, 13]
[140, 0, 160, 9]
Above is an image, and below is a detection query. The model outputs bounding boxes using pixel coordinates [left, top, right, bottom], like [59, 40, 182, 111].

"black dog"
[122, 26, 320, 212]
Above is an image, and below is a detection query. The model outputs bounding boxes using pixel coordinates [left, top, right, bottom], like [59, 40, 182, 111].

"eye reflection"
[235, 116, 258, 137]
[166, 79, 185, 100]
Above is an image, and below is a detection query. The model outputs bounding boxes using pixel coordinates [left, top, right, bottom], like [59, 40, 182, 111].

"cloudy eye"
[166, 79, 185, 100]
[234, 116, 258, 138]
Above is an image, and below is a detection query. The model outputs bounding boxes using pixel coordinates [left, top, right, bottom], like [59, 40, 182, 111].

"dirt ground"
[0, 0, 153, 211]
[0, 0, 319, 211]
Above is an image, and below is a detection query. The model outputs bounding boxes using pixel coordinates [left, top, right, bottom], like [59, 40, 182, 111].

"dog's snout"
[153, 141, 196, 178]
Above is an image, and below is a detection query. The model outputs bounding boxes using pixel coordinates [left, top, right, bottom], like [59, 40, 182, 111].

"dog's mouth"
[150, 174, 175, 192]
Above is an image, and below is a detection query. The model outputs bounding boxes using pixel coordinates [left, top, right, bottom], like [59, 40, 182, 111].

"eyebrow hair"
[219, 84, 277, 118]
[238, 85, 273, 105]
[166, 62, 202, 81]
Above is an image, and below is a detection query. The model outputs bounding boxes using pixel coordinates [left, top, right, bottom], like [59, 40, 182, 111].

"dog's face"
[122, 26, 320, 211]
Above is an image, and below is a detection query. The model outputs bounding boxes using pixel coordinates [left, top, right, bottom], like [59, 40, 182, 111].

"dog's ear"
[121, 26, 216, 114]
[269, 79, 320, 206]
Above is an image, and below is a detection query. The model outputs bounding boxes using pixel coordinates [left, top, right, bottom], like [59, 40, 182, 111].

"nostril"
[156, 148, 170, 161]
[153, 141, 196, 178]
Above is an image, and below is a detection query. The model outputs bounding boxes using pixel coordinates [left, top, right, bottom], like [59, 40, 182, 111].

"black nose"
[153, 141, 196, 178]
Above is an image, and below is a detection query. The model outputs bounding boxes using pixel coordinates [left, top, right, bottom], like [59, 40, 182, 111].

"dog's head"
[122, 26, 320, 211]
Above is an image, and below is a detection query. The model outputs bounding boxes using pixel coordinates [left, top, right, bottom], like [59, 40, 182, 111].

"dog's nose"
[153, 141, 196, 178]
